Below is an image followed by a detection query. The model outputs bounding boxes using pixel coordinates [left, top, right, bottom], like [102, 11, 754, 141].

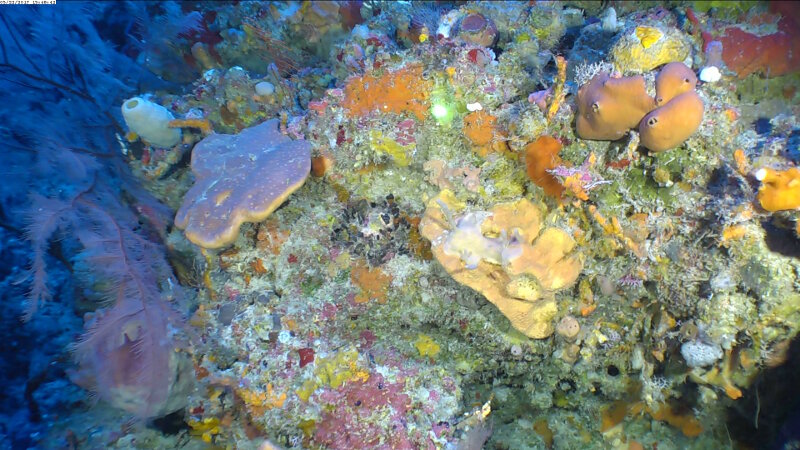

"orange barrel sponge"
[639, 91, 704, 152]
[755, 167, 800, 211]
[576, 72, 656, 141]
[655, 62, 697, 106]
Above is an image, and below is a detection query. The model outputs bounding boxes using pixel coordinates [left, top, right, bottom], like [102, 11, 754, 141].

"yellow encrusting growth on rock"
[296, 348, 369, 402]
[586, 205, 645, 258]
[610, 25, 690, 73]
[635, 26, 662, 49]
[414, 334, 441, 358]
[237, 383, 287, 415]
[370, 130, 413, 166]
[546, 56, 568, 122]
[168, 118, 213, 135]
[188, 417, 221, 443]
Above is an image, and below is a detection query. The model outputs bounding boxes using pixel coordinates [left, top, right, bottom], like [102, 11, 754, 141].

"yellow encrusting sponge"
[755, 167, 800, 212]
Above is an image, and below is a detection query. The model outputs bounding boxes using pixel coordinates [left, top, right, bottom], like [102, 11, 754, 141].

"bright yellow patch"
[188, 417, 221, 443]
[414, 334, 441, 358]
[298, 419, 316, 437]
[635, 26, 662, 49]
[238, 383, 286, 412]
[296, 379, 317, 402]
[720, 225, 746, 245]
[733, 148, 749, 175]
[296, 348, 370, 401]
[370, 130, 413, 166]
[757, 167, 800, 211]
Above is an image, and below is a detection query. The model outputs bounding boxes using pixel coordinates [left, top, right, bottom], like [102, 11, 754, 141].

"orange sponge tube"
[655, 62, 697, 106]
[639, 91, 703, 152]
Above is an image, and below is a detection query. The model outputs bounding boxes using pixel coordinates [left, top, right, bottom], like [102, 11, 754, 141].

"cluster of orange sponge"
[576, 62, 703, 152]
[524, 135, 564, 199]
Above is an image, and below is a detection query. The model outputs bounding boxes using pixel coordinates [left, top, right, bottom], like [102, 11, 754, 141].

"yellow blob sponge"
[755, 167, 800, 211]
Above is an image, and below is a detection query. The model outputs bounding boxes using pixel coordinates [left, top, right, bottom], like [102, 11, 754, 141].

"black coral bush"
[1, 2, 194, 419]
[26, 182, 193, 419]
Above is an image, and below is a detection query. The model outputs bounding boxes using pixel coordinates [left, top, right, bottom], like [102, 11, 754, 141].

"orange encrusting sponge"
[341, 64, 431, 120]
[524, 135, 564, 199]
[755, 167, 800, 211]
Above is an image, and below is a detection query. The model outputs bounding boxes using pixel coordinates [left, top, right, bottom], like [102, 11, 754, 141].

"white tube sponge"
[121, 97, 181, 148]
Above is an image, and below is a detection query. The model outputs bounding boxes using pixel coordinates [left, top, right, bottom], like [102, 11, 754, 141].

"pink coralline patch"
[432, 422, 451, 438]
[528, 86, 553, 113]
[395, 119, 417, 146]
[313, 374, 413, 449]
[336, 127, 347, 146]
[442, 377, 457, 392]
[308, 100, 328, 113]
[359, 329, 376, 349]
[321, 302, 338, 320]
[327, 88, 345, 99]
[223, 285, 240, 299]
[466, 48, 493, 66]
[286, 116, 305, 139]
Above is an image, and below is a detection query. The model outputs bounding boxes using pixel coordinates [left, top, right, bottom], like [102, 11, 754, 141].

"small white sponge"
[681, 340, 723, 368]
[121, 97, 181, 148]
[699, 66, 721, 83]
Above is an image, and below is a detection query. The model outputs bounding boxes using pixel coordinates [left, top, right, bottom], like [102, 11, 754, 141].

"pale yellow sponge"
[175, 119, 311, 248]
[610, 25, 690, 74]
[420, 191, 583, 339]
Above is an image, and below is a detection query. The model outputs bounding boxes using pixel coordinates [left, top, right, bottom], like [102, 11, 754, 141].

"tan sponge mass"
[420, 191, 583, 338]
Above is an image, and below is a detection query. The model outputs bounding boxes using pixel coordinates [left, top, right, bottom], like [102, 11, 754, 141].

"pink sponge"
[175, 119, 312, 248]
